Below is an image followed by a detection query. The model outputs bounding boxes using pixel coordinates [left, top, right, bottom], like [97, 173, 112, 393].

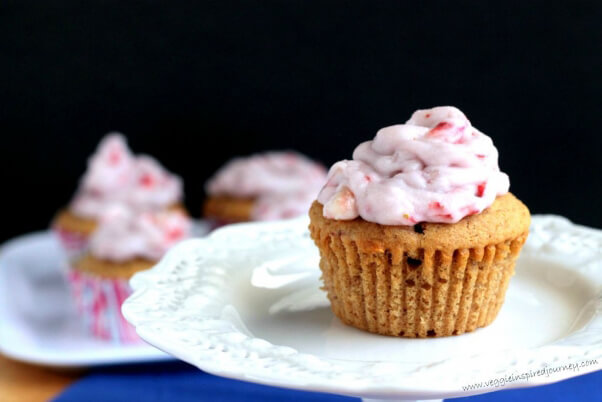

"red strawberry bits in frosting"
[70, 133, 183, 218]
[89, 206, 191, 262]
[206, 151, 327, 220]
[317, 106, 510, 225]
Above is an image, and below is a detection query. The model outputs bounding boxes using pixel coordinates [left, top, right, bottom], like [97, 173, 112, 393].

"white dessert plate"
[0, 220, 210, 368]
[123, 215, 602, 401]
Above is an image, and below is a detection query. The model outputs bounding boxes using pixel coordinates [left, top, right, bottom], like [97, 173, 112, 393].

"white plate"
[123, 215, 602, 401]
[0, 226, 203, 368]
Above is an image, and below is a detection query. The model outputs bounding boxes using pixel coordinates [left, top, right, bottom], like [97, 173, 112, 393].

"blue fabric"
[53, 361, 357, 402]
[54, 362, 600, 402]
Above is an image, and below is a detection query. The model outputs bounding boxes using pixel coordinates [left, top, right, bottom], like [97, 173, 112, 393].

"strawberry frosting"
[69, 134, 183, 218]
[317, 106, 510, 225]
[89, 206, 191, 262]
[206, 151, 328, 220]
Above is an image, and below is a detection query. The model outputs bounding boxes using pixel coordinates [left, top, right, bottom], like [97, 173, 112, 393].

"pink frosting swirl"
[206, 151, 327, 220]
[317, 106, 510, 225]
[126, 155, 183, 211]
[89, 206, 191, 262]
[70, 134, 183, 218]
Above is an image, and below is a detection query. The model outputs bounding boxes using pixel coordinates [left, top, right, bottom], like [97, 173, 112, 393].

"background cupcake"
[52, 133, 185, 257]
[69, 206, 191, 343]
[309, 106, 530, 338]
[203, 151, 327, 224]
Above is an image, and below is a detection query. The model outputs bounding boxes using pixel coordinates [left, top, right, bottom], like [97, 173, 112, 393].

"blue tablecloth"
[54, 361, 600, 401]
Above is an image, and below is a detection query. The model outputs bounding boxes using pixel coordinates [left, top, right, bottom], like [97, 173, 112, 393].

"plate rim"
[0, 230, 170, 368]
[122, 215, 602, 399]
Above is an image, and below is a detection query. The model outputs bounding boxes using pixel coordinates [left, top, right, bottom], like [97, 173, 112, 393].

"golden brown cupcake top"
[73, 254, 155, 279]
[53, 209, 98, 235]
[310, 193, 530, 252]
[203, 195, 255, 223]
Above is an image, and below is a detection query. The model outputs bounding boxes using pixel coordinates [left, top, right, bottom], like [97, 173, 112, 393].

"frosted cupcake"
[309, 106, 530, 337]
[52, 134, 184, 256]
[203, 151, 327, 223]
[69, 206, 191, 343]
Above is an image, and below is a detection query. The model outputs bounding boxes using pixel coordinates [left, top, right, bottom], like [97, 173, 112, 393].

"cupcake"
[309, 106, 530, 337]
[203, 151, 327, 224]
[52, 133, 184, 257]
[69, 206, 191, 342]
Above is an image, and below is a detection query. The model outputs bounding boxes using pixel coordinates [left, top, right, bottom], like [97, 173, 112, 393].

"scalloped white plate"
[123, 216, 601, 401]
[0, 219, 210, 367]
[0, 232, 169, 367]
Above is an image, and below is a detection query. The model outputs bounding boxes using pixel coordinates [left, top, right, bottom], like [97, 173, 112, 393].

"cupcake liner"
[314, 230, 527, 338]
[68, 269, 140, 343]
[53, 226, 90, 259]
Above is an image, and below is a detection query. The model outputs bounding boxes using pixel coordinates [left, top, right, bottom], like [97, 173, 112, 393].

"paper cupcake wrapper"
[68, 269, 140, 343]
[53, 226, 90, 259]
[315, 232, 527, 337]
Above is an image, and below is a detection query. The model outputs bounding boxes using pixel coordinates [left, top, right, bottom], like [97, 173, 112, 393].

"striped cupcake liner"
[315, 232, 528, 337]
[68, 269, 140, 344]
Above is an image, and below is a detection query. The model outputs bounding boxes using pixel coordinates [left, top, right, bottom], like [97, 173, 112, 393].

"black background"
[1, 1, 601, 242]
